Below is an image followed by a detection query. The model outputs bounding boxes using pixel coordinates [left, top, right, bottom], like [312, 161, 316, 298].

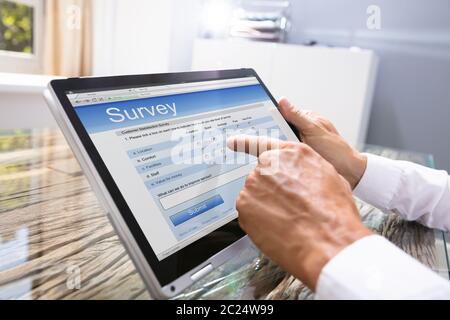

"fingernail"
[283, 100, 293, 110]
[281, 99, 291, 108]
[288, 102, 295, 110]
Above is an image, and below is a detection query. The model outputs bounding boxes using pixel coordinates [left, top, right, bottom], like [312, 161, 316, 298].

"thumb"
[278, 98, 316, 133]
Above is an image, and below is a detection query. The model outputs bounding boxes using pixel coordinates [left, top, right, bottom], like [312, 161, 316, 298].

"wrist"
[345, 150, 367, 190]
[322, 136, 368, 190]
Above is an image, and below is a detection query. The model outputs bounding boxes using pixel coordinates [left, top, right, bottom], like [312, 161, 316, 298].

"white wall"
[0, 73, 58, 129]
[92, 0, 173, 76]
[192, 39, 378, 147]
[286, 0, 450, 171]
[168, 0, 203, 72]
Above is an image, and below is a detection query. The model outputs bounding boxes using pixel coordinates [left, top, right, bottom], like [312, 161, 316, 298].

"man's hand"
[227, 135, 372, 290]
[278, 98, 367, 189]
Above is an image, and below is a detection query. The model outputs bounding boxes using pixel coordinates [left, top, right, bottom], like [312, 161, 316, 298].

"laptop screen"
[66, 76, 297, 260]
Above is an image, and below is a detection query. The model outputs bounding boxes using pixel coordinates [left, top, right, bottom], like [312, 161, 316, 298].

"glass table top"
[0, 129, 448, 299]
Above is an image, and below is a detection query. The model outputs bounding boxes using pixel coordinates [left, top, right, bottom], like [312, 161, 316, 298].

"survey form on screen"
[68, 77, 298, 259]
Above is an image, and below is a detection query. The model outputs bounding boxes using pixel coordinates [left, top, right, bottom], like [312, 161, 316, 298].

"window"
[0, 0, 42, 74]
[0, 0, 34, 54]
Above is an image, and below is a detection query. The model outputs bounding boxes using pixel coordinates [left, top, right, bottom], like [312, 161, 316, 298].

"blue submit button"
[170, 195, 224, 227]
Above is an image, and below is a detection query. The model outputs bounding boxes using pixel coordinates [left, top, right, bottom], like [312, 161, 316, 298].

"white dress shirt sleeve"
[353, 153, 450, 231]
[316, 235, 450, 299]
[315, 154, 450, 299]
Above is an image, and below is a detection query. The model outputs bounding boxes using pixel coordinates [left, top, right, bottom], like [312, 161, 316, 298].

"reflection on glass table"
[0, 129, 448, 299]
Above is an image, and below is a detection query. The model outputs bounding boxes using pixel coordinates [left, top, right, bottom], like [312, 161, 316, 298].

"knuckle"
[281, 141, 297, 149]
[316, 117, 338, 133]
[303, 110, 318, 122]
[297, 143, 313, 154]
[236, 193, 249, 230]
[258, 150, 271, 161]
[293, 143, 306, 153]
[258, 149, 278, 166]
[236, 191, 247, 209]
[244, 171, 258, 187]
[319, 117, 332, 126]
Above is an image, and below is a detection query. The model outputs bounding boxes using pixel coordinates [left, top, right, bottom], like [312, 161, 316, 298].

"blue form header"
[74, 84, 269, 134]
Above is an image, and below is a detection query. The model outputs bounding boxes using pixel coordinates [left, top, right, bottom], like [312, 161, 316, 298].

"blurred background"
[1, 0, 450, 171]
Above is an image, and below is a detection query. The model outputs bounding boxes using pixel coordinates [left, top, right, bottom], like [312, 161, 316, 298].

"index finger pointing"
[226, 134, 287, 157]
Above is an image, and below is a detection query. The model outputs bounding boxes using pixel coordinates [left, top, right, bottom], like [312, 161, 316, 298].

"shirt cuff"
[315, 235, 450, 299]
[353, 153, 403, 211]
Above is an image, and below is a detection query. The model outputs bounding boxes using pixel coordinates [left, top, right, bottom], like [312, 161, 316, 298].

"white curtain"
[43, 0, 92, 76]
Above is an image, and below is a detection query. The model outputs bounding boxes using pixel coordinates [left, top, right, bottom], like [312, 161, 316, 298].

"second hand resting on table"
[227, 98, 450, 299]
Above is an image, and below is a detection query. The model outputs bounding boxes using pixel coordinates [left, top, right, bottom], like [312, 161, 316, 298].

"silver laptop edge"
[44, 87, 251, 299]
